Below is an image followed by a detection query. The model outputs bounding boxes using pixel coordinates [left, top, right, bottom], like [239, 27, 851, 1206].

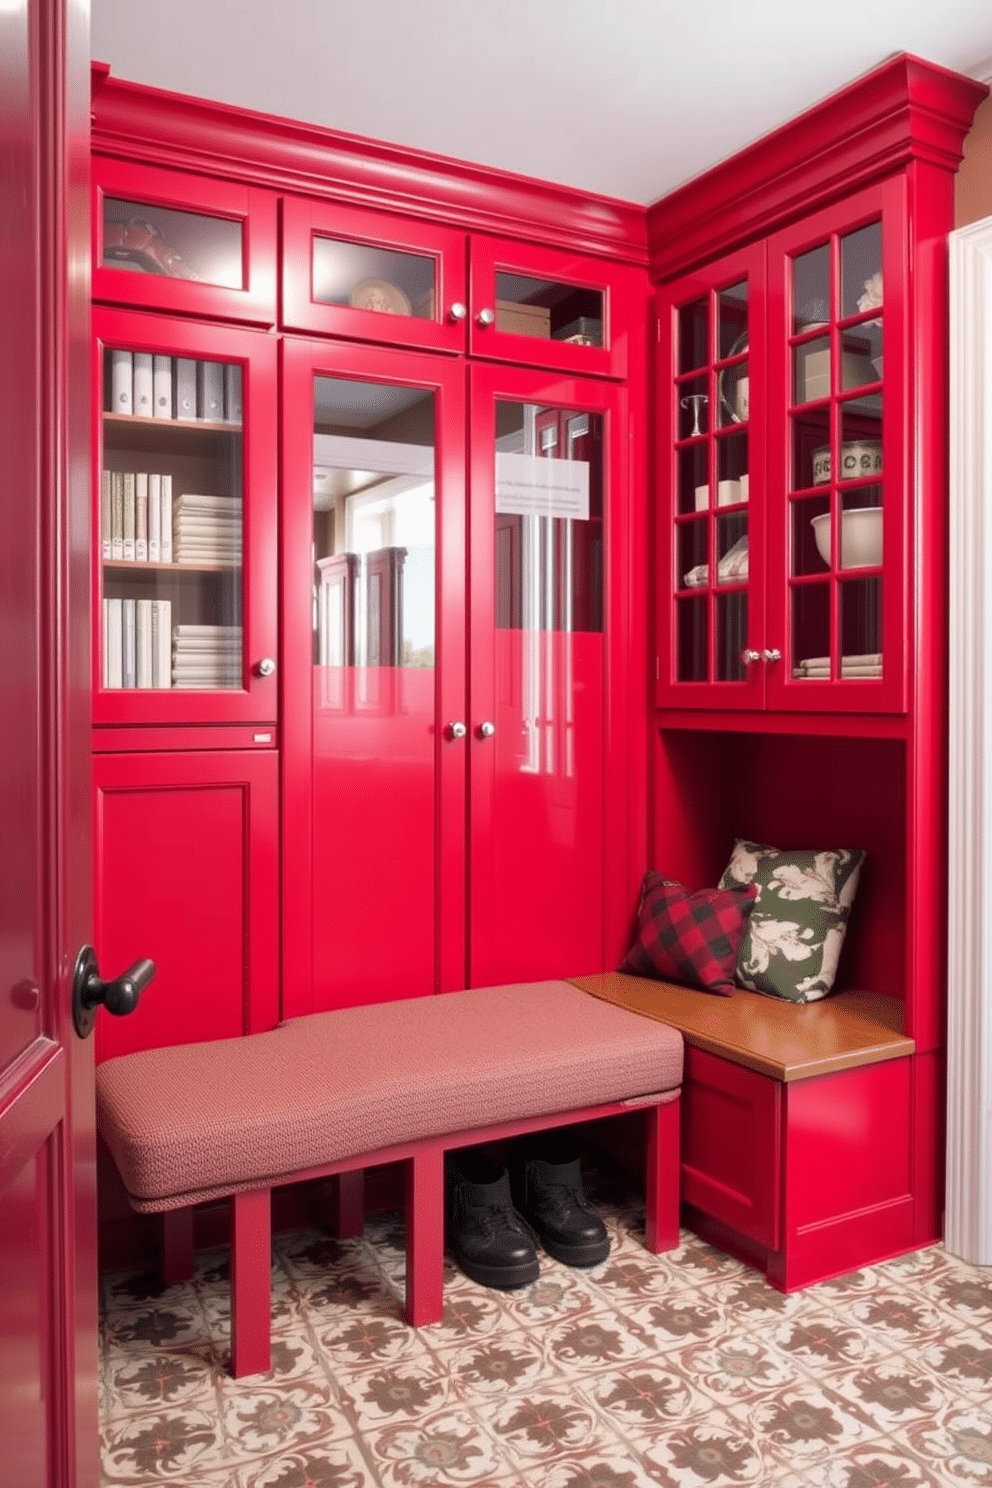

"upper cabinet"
[281, 197, 630, 377]
[657, 180, 905, 713]
[92, 156, 278, 325]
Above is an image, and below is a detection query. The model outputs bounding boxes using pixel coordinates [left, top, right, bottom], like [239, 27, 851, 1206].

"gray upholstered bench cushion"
[96, 979, 683, 1211]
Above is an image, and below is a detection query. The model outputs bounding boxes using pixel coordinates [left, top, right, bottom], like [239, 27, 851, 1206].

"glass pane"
[838, 487, 883, 569]
[841, 320, 882, 390]
[495, 273, 604, 346]
[839, 394, 882, 483]
[716, 592, 747, 681]
[718, 282, 748, 360]
[494, 402, 603, 632]
[103, 198, 243, 289]
[100, 348, 243, 690]
[794, 335, 831, 404]
[678, 442, 709, 515]
[791, 584, 831, 678]
[677, 595, 708, 681]
[792, 493, 831, 576]
[840, 577, 882, 669]
[678, 376, 710, 440]
[791, 407, 830, 491]
[678, 518, 708, 591]
[718, 357, 748, 428]
[841, 221, 883, 319]
[312, 237, 436, 318]
[716, 512, 748, 586]
[678, 297, 708, 373]
[792, 243, 831, 333]
[717, 430, 748, 503]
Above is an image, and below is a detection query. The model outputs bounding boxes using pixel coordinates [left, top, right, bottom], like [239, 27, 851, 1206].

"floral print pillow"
[718, 839, 865, 1002]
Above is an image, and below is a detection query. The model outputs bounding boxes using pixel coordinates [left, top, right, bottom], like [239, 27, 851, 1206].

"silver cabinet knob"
[741, 649, 762, 665]
[476, 306, 496, 327]
[763, 648, 782, 663]
[447, 721, 467, 739]
[448, 302, 467, 321]
[255, 657, 276, 677]
[477, 720, 496, 738]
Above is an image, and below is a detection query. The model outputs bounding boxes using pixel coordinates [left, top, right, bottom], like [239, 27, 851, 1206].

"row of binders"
[102, 606, 243, 690]
[102, 474, 242, 567]
[107, 349, 242, 424]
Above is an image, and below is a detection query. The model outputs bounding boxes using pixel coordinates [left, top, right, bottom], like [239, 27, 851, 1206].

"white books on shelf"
[152, 600, 172, 687]
[135, 473, 148, 561]
[224, 363, 243, 424]
[174, 358, 197, 420]
[111, 471, 124, 559]
[122, 598, 136, 689]
[110, 350, 132, 414]
[197, 361, 224, 421]
[160, 475, 173, 563]
[148, 473, 161, 562]
[104, 598, 123, 688]
[122, 472, 136, 561]
[132, 353, 153, 417]
[101, 471, 112, 558]
[153, 356, 173, 418]
[136, 599, 153, 687]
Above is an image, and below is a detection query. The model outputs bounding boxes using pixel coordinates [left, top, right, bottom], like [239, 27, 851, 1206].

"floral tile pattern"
[100, 1174, 992, 1487]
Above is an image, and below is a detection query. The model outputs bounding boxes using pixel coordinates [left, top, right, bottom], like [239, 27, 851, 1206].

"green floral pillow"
[718, 840, 865, 1003]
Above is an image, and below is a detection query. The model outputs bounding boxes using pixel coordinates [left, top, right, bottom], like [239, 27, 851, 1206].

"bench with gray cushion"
[96, 979, 683, 1377]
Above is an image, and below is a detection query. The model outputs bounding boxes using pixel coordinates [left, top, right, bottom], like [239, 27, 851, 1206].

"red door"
[0, 4, 99, 1484]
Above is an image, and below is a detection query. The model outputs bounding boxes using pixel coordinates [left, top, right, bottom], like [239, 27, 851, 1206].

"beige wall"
[956, 93, 992, 228]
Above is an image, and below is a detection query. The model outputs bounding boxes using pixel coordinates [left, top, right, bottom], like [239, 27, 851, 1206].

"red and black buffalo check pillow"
[620, 872, 758, 995]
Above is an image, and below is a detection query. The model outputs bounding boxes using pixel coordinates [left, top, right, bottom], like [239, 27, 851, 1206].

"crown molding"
[646, 53, 988, 282]
[90, 65, 648, 267]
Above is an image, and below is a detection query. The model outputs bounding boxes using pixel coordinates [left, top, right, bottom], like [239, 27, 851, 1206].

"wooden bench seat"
[96, 979, 683, 1377]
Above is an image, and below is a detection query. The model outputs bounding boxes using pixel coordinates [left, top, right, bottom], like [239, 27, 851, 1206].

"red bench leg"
[644, 1098, 681, 1253]
[230, 1188, 272, 1378]
[405, 1144, 444, 1326]
[161, 1207, 195, 1286]
[333, 1168, 365, 1239]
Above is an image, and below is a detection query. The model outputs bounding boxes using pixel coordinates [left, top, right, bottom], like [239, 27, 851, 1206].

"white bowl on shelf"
[811, 506, 883, 569]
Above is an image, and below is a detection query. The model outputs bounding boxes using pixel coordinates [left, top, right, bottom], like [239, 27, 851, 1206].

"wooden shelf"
[103, 559, 240, 574]
[103, 410, 241, 456]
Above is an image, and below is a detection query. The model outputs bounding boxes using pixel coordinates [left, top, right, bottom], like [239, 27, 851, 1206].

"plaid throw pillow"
[619, 872, 759, 996]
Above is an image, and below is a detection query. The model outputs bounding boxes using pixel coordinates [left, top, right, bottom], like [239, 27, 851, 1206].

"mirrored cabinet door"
[93, 157, 278, 325]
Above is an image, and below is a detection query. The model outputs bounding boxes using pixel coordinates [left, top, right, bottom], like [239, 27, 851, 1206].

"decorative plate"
[349, 278, 412, 316]
[718, 332, 749, 426]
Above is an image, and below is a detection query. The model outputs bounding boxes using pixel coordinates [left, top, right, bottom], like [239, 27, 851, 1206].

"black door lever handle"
[72, 945, 155, 1039]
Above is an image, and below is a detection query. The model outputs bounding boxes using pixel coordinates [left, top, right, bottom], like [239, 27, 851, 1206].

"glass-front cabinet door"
[92, 157, 278, 325]
[657, 244, 767, 707]
[92, 308, 278, 725]
[281, 197, 469, 353]
[765, 179, 906, 712]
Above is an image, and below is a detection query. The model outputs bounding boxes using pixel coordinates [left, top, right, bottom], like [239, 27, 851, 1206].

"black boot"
[447, 1152, 540, 1290]
[512, 1148, 610, 1268]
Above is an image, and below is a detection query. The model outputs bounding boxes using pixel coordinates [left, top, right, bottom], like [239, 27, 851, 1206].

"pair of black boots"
[446, 1140, 610, 1289]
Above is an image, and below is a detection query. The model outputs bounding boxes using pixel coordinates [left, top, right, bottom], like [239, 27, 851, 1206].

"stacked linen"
[173, 493, 242, 566]
[793, 652, 882, 680]
[172, 625, 242, 689]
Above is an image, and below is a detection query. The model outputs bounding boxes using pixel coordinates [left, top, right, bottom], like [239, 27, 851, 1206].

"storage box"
[802, 347, 876, 402]
[552, 315, 603, 347]
[496, 300, 551, 338]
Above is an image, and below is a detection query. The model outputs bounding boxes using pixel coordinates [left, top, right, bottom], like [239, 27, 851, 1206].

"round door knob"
[477, 720, 496, 738]
[448, 302, 467, 322]
[763, 648, 782, 663]
[447, 721, 467, 739]
[255, 657, 276, 677]
[476, 307, 496, 327]
[741, 649, 762, 665]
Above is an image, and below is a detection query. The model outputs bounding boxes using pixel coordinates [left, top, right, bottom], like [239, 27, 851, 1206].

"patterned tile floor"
[99, 1169, 992, 1487]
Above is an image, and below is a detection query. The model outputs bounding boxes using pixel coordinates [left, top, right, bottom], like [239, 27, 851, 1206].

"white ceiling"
[91, 0, 992, 206]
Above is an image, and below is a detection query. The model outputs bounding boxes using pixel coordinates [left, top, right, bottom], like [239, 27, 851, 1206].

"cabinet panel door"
[469, 235, 629, 379]
[281, 338, 468, 1015]
[681, 1047, 781, 1248]
[93, 749, 279, 1060]
[93, 156, 278, 325]
[468, 364, 631, 986]
[764, 177, 908, 713]
[655, 243, 768, 707]
[92, 308, 278, 726]
[281, 197, 468, 354]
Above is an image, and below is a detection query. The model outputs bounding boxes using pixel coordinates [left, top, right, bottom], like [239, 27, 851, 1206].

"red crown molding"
[647, 53, 988, 282]
[90, 65, 648, 267]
